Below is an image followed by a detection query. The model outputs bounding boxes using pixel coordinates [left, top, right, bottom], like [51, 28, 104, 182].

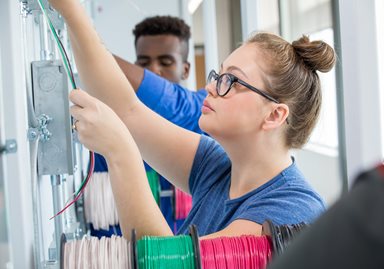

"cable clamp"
[28, 114, 53, 142]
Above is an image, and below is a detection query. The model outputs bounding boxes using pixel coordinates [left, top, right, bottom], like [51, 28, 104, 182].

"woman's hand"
[69, 89, 131, 159]
[70, 89, 174, 240]
[47, 0, 80, 17]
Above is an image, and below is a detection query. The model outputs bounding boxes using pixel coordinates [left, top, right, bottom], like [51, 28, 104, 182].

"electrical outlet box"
[32, 60, 75, 175]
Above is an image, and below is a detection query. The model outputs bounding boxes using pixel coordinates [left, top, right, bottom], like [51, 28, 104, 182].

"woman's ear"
[262, 104, 289, 130]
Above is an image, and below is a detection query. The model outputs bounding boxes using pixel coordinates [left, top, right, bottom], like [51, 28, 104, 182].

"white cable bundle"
[63, 235, 130, 269]
[84, 172, 119, 230]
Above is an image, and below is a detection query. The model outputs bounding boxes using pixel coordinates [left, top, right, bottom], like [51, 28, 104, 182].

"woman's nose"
[205, 80, 217, 96]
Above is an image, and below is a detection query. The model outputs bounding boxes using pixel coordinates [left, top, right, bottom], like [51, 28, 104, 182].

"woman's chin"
[199, 121, 219, 138]
[198, 117, 209, 132]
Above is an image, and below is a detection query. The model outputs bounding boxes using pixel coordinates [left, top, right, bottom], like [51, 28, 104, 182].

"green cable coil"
[137, 235, 196, 269]
[146, 170, 160, 205]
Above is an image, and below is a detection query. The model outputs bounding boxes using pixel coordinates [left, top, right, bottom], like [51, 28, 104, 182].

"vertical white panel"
[240, 0, 258, 40]
[202, 0, 219, 74]
[337, 0, 382, 184]
[179, 0, 197, 90]
[0, 0, 34, 268]
[0, 43, 11, 269]
[215, 0, 232, 64]
[377, 0, 384, 158]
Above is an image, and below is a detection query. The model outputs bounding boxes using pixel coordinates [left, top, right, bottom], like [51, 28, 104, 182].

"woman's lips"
[202, 100, 214, 113]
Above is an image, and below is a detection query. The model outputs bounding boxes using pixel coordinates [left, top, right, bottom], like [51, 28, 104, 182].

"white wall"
[295, 150, 342, 205]
[92, 0, 181, 62]
[215, 0, 233, 64]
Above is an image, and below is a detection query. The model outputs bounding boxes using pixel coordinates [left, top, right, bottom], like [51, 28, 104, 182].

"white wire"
[127, 241, 132, 269]
[99, 236, 105, 269]
[62, 236, 129, 268]
[76, 236, 85, 269]
[117, 236, 122, 268]
[105, 236, 110, 269]
[84, 237, 90, 269]
[84, 172, 120, 230]
[111, 235, 116, 268]
[91, 237, 99, 269]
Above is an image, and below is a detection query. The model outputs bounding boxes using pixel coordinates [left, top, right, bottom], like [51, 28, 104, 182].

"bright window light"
[188, 0, 203, 14]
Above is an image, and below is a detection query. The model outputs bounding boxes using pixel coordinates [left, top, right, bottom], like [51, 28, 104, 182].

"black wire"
[57, 34, 77, 89]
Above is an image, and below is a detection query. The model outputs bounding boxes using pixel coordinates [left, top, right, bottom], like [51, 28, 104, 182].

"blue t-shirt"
[91, 70, 207, 237]
[177, 135, 326, 236]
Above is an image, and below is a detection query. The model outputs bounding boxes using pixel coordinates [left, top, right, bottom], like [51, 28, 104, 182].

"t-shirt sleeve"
[93, 153, 108, 172]
[189, 135, 230, 199]
[136, 69, 207, 133]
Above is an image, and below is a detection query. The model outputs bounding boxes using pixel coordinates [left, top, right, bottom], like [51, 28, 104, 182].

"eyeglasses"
[207, 70, 279, 103]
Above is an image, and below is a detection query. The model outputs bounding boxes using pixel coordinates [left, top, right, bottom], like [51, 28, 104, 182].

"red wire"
[200, 235, 272, 269]
[50, 151, 95, 219]
[175, 188, 192, 220]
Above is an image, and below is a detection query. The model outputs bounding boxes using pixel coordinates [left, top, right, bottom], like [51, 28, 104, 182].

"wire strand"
[50, 151, 95, 219]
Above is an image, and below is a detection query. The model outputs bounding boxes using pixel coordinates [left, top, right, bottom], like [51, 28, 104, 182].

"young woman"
[48, 0, 336, 240]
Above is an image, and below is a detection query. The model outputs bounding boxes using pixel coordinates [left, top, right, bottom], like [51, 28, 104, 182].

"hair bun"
[292, 35, 336, 73]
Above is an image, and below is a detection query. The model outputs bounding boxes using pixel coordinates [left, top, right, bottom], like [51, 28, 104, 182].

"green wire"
[146, 170, 160, 205]
[36, 0, 76, 89]
[138, 235, 195, 269]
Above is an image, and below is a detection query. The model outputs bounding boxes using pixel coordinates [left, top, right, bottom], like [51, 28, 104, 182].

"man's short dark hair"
[133, 15, 191, 60]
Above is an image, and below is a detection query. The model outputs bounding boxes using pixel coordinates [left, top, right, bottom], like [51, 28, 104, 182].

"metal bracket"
[0, 139, 17, 155]
[21, 0, 65, 30]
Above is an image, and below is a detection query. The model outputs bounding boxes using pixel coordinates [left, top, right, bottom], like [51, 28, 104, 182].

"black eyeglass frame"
[207, 69, 280, 103]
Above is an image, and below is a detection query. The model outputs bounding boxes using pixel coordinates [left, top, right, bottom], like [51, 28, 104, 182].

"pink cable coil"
[200, 235, 272, 269]
[175, 188, 192, 220]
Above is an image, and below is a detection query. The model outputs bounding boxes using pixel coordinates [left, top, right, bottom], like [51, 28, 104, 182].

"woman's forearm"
[106, 140, 173, 240]
[58, 1, 137, 117]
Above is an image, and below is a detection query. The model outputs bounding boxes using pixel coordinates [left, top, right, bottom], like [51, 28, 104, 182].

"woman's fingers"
[69, 89, 96, 109]
[68, 89, 129, 157]
[70, 104, 84, 121]
[69, 90, 98, 135]
[69, 89, 100, 123]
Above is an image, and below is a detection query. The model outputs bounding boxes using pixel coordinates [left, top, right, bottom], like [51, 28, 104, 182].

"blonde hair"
[247, 33, 336, 148]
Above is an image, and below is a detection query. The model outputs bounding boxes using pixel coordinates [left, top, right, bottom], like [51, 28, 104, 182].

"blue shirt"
[92, 70, 207, 236]
[137, 69, 207, 133]
[177, 135, 326, 236]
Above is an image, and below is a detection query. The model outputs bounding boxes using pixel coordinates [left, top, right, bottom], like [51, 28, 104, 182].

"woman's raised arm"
[48, 0, 200, 193]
